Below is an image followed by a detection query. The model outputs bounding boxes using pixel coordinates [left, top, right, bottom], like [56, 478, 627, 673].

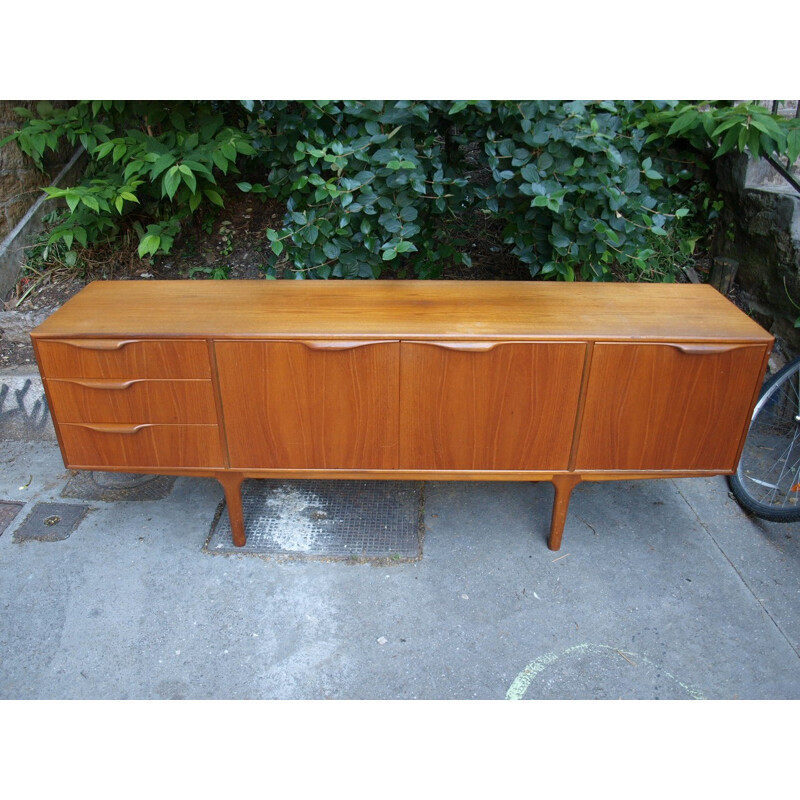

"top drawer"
[35, 339, 211, 379]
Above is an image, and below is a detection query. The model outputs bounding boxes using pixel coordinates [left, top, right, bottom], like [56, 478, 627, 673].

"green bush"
[1, 100, 259, 257]
[250, 100, 714, 281]
[3, 100, 798, 281]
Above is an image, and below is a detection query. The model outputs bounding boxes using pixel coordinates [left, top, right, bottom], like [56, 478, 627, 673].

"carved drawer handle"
[71, 423, 150, 435]
[299, 340, 396, 350]
[411, 341, 506, 352]
[672, 344, 746, 355]
[56, 379, 140, 390]
[56, 339, 139, 351]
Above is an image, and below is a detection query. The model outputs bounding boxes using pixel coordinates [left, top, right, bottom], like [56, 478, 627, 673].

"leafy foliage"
[250, 101, 474, 278]
[251, 100, 709, 281]
[0, 101, 259, 258]
[650, 101, 800, 163]
[2, 99, 797, 281]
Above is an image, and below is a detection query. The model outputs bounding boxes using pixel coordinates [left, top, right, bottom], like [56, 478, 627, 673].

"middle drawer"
[45, 378, 218, 424]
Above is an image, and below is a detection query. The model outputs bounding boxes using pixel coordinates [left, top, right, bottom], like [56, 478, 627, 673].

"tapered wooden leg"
[547, 475, 581, 551]
[218, 473, 246, 547]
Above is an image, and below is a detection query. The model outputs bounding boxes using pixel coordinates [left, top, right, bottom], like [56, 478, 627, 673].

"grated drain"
[62, 471, 176, 502]
[205, 480, 424, 560]
[0, 501, 24, 537]
[13, 502, 88, 542]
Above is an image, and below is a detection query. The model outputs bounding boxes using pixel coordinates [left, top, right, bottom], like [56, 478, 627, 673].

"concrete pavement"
[0, 368, 798, 699]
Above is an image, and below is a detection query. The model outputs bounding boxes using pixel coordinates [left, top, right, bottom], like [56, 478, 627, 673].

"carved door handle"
[410, 341, 507, 352]
[56, 339, 139, 351]
[298, 340, 397, 350]
[671, 343, 746, 355]
[54, 378, 140, 390]
[70, 423, 150, 434]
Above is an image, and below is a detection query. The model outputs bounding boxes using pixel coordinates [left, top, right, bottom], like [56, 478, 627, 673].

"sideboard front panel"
[399, 341, 586, 470]
[216, 340, 400, 469]
[575, 342, 768, 471]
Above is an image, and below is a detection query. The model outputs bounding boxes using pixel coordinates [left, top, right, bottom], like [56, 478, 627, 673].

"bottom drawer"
[58, 423, 223, 469]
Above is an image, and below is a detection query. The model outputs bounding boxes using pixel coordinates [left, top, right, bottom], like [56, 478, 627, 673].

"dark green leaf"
[178, 165, 197, 194]
[164, 166, 181, 200]
[212, 150, 229, 174]
[323, 241, 340, 259]
[150, 153, 176, 179]
[81, 195, 100, 212]
[204, 188, 224, 206]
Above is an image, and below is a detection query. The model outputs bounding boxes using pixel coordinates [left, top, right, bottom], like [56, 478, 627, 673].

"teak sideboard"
[30, 280, 773, 550]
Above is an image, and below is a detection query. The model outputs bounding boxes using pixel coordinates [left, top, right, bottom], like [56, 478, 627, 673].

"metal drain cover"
[62, 471, 176, 501]
[0, 501, 24, 537]
[13, 502, 88, 542]
[206, 480, 424, 559]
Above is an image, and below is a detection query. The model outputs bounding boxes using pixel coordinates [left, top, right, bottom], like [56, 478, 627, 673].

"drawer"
[58, 423, 223, 469]
[46, 378, 218, 424]
[35, 339, 211, 379]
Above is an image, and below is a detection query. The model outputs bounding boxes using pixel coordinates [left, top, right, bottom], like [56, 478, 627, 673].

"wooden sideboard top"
[31, 279, 773, 343]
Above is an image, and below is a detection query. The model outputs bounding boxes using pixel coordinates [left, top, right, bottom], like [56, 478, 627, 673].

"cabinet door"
[574, 342, 768, 471]
[215, 340, 399, 469]
[400, 341, 586, 470]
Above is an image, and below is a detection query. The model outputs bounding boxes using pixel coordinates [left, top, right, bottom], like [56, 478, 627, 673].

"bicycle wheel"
[729, 357, 800, 521]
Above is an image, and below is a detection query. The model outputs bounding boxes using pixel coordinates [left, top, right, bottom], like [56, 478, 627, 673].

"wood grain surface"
[46, 378, 218, 424]
[216, 340, 400, 469]
[35, 339, 211, 378]
[31, 280, 773, 343]
[399, 341, 586, 469]
[30, 279, 775, 551]
[574, 342, 769, 470]
[58, 423, 223, 468]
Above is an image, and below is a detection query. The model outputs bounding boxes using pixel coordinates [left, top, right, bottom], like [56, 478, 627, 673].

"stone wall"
[714, 152, 800, 355]
[0, 101, 74, 242]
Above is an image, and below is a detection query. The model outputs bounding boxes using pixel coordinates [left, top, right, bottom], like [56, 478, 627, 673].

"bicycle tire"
[728, 356, 800, 521]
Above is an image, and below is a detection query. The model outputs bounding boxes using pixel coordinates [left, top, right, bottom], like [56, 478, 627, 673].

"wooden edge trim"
[730, 343, 773, 470]
[208, 339, 231, 469]
[55, 466, 733, 482]
[567, 342, 593, 471]
[29, 332, 774, 346]
[31, 337, 70, 468]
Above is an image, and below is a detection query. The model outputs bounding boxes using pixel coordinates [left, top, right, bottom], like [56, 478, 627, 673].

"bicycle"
[729, 356, 800, 521]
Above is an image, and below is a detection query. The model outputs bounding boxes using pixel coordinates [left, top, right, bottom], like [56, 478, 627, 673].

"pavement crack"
[576, 515, 597, 536]
[672, 480, 800, 660]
